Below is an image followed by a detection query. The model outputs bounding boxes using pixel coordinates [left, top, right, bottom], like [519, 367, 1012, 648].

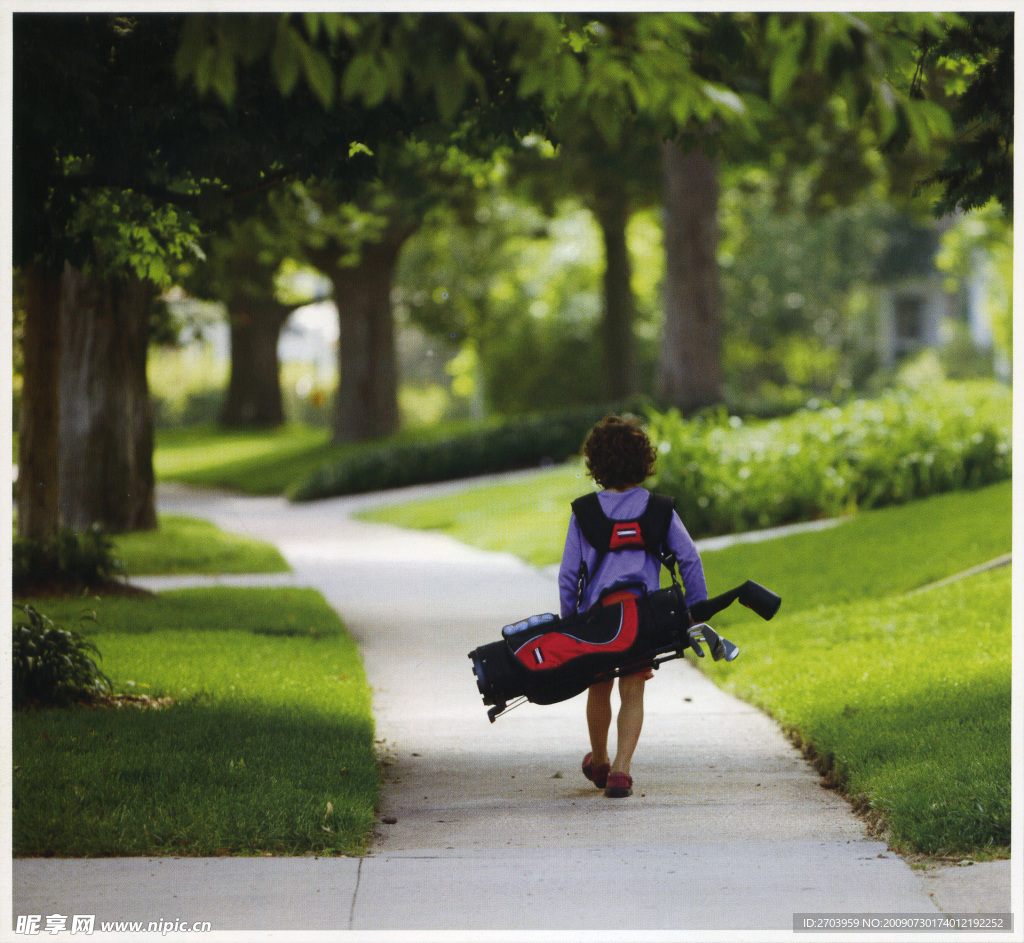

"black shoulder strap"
[570, 492, 612, 553]
[639, 493, 675, 548]
[645, 493, 681, 586]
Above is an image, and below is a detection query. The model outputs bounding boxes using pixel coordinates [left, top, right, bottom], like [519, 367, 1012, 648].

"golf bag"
[469, 579, 781, 721]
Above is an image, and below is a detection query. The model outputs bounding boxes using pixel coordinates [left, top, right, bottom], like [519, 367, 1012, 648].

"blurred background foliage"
[137, 178, 1010, 432]
[12, 11, 1013, 536]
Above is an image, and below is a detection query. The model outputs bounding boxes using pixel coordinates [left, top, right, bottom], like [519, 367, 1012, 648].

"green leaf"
[517, 63, 548, 101]
[271, 23, 301, 96]
[192, 45, 216, 96]
[904, 100, 941, 151]
[669, 83, 699, 126]
[300, 43, 335, 109]
[566, 30, 588, 54]
[147, 256, 169, 286]
[341, 52, 374, 101]
[210, 41, 238, 105]
[769, 43, 802, 104]
[172, 17, 207, 85]
[302, 12, 322, 40]
[917, 99, 954, 140]
[559, 53, 584, 97]
[378, 47, 405, 99]
[865, 80, 897, 141]
[590, 97, 623, 149]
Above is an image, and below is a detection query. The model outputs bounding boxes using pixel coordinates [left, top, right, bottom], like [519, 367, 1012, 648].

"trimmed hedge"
[288, 402, 646, 502]
[648, 380, 1012, 539]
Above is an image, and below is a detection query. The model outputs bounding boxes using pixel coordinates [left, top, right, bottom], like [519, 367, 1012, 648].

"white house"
[871, 218, 1004, 377]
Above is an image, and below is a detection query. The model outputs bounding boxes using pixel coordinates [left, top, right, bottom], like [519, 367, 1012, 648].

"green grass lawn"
[152, 418, 506, 497]
[154, 424, 334, 495]
[360, 475, 1012, 859]
[359, 469, 1011, 589]
[13, 588, 378, 857]
[114, 514, 290, 576]
[699, 481, 1013, 624]
[356, 458, 589, 566]
[711, 566, 1010, 856]
[16, 445, 1011, 860]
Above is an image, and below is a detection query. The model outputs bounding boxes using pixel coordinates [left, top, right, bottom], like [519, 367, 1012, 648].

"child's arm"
[667, 512, 708, 605]
[557, 516, 584, 618]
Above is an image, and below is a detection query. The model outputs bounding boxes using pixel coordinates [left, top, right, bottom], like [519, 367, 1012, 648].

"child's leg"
[586, 679, 614, 765]
[611, 673, 646, 776]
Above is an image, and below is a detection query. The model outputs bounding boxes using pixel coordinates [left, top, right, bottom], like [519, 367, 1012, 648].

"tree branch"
[53, 168, 296, 209]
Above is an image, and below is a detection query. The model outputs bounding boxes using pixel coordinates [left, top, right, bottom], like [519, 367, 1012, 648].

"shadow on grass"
[13, 698, 378, 859]
[704, 564, 1011, 858]
[785, 677, 1009, 857]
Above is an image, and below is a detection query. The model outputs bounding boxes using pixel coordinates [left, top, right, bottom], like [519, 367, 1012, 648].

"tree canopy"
[14, 10, 998, 541]
[922, 12, 1013, 217]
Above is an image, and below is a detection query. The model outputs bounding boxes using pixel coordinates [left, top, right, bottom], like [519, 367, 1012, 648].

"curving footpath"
[13, 478, 1014, 937]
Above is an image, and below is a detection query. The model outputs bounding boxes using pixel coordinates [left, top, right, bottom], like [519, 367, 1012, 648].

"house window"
[894, 294, 925, 356]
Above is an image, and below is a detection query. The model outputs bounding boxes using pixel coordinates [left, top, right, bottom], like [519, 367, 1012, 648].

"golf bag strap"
[571, 492, 678, 607]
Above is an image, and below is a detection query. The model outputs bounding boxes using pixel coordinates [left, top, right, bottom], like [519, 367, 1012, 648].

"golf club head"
[690, 624, 740, 662]
[738, 580, 782, 621]
[685, 625, 706, 657]
[719, 635, 740, 661]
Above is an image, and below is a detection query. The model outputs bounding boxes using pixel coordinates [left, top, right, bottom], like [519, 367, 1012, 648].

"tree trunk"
[58, 266, 157, 534]
[219, 294, 292, 428]
[594, 192, 639, 400]
[17, 261, 62, 541]
[320, 226, 413, 443]
[656, 141, 722, 411]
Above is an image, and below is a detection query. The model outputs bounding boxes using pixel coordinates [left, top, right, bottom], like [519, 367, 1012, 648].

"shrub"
[13, 524, 126, 596]
[288, 401, 647, 501]
[12, 604, 112, 708]
[648, 381, 1012, 538]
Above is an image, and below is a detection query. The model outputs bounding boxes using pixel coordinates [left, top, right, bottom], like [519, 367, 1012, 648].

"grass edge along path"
[661, 484, 1011, 860]
[360, 479, 1012, 860]
[709, 565, 1011, 860]
[12, 587, 378, 858]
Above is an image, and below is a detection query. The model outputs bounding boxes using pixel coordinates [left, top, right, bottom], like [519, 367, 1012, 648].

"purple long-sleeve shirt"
[557, 487, 708, 618]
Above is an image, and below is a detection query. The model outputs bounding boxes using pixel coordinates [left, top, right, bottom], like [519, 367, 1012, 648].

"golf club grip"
[688, 580, 781, 623]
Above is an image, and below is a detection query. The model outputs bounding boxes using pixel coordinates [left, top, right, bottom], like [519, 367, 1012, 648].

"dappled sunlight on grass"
[13, 588, 377, 857]
[357, 458, 589, 566]
[693, 480, 1010, 625]
[114, 514, 290, 576]
[154, 424, 334, 495]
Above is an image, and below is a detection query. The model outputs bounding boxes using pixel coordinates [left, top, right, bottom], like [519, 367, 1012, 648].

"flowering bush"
[648, 381, 1011, 538]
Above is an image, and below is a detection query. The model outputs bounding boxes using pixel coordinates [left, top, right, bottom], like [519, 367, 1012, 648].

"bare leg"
[611, 673, 646, 776]
[586, 679, 614, 766]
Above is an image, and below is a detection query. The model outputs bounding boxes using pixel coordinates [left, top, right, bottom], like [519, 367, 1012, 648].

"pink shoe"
[582, 752, 610, 789]
[604, 771, 633, 798]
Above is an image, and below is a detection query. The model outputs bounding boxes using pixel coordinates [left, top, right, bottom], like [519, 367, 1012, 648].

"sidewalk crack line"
[348, 857, 363, 930]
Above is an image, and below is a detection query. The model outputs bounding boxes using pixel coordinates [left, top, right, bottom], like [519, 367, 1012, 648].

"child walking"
[558, 416, 708, 798]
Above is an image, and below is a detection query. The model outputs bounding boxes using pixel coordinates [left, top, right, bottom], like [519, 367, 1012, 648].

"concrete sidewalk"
[13, 480, 1015, 936]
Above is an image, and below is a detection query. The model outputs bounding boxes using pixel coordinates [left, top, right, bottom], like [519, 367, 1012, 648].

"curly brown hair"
[582, 415, 657, 491]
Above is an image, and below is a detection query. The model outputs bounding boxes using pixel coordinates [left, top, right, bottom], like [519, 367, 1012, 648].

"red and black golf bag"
[468, 492, 781, 721]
